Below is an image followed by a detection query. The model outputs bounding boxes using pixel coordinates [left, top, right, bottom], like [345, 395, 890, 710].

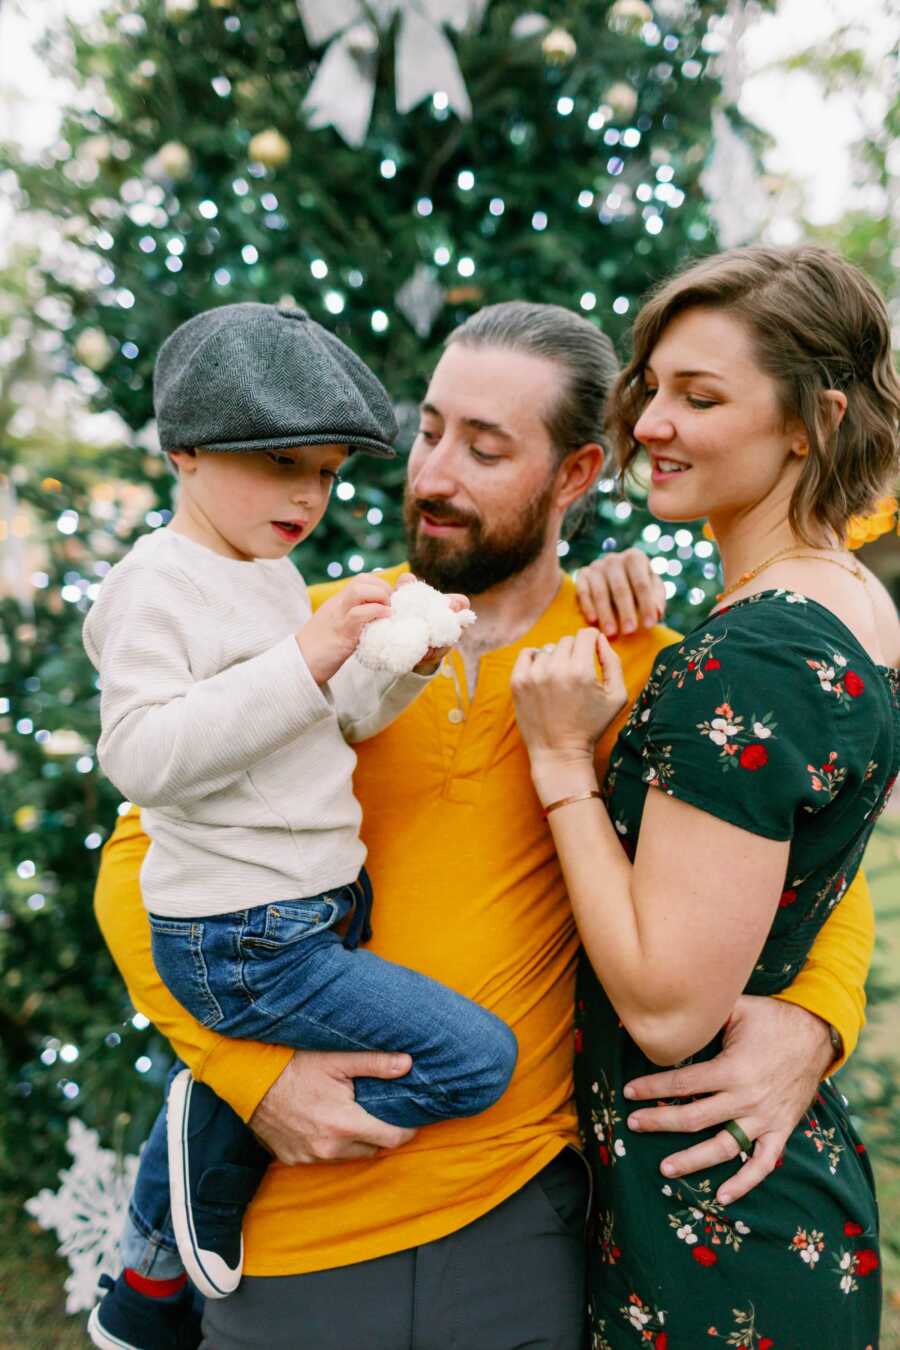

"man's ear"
[555, 443, 605, 511]
[168, 449, 198, 474]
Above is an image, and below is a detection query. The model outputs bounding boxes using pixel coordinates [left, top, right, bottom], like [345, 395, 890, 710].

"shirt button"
[447, 708, 465, 724]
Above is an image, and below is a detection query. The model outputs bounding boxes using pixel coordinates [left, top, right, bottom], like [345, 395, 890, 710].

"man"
[95, 301, 873, 1349]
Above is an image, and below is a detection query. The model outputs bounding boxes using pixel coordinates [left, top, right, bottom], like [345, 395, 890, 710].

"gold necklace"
[715, 546, 863, 602]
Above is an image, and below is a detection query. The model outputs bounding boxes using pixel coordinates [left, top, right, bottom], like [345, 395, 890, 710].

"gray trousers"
[200, 1149, 590, 1350]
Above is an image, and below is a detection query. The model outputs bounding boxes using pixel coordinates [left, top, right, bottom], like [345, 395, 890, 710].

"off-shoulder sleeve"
[641, 611, 864, 841]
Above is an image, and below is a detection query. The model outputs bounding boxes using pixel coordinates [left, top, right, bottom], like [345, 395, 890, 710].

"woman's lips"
[650, 458, 690, 485]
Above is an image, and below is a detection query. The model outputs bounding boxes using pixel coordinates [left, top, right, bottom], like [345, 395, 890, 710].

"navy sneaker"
[166, 1069, 270, 1300]
[87, 1272, 202, 1349]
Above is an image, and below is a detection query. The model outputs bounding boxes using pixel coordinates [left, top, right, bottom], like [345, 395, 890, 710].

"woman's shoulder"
[654, 588, 891, 721]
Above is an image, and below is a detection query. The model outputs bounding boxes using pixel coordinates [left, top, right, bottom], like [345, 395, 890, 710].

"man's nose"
[409, 439, 460, 499]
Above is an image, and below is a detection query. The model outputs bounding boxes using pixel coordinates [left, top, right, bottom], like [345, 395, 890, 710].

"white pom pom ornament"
[356, 580, 476, 676]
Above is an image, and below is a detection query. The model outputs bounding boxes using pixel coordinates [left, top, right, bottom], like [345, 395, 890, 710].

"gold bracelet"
[542, 789, 602, 819]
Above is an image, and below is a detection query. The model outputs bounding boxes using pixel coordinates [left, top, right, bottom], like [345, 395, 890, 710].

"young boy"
[83, 303, 517, 1350]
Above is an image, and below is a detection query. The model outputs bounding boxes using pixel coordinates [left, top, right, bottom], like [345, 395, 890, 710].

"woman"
[512, 245, 899, 1349]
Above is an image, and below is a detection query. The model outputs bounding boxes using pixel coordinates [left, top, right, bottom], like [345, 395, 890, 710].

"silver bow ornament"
[297, 0, 489, 147]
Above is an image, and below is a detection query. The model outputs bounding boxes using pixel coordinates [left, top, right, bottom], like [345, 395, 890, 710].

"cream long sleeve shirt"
[82, 529, 431, 917]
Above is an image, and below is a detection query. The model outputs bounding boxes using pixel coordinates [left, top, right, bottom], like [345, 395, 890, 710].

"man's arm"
[95, 808, 413, 1157]
[773, 867, 874, 1071]
[621, 870, 873, 1203]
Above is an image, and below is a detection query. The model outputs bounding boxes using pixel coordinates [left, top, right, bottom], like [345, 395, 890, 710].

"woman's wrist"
[529, 749, 597, 804]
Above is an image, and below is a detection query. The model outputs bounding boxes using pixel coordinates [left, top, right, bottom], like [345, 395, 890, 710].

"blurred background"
[0, 0, 898, 1344]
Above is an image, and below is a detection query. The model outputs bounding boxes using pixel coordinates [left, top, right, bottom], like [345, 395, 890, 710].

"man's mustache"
[410, 499, 480, 529]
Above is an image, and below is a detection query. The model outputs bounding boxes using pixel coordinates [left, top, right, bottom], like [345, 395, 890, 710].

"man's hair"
[445, 301, 620, 536]
[606, 245, 900, 544]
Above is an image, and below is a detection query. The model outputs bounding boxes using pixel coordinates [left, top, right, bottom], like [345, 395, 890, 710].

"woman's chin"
[646, 488, 704, 523]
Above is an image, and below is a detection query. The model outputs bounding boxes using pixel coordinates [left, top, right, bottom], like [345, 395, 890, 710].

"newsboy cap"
[154, 302, 397, 458]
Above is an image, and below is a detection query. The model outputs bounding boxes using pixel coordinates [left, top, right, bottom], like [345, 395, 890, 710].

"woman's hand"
[511, 628, 627, 784]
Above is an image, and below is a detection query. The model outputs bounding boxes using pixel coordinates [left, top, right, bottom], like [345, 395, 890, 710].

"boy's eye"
[321, 468, 340, 481]
[267, 452, 296, 467]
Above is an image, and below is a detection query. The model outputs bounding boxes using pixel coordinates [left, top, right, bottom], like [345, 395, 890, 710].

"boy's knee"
[465, 1017, 518, 1112]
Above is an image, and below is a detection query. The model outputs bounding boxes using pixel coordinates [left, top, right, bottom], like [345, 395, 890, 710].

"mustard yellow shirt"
[94, 567, 874, 1276]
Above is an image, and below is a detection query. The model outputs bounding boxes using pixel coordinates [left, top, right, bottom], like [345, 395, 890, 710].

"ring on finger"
[723, 1119, 754, 1154]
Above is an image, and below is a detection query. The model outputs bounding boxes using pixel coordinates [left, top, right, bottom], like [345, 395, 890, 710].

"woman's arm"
[538, 757, 789, 1065]
[514, 627, 791, 1066]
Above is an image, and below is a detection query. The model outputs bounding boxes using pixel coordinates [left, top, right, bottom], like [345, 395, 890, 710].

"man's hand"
[249, 1049, 417, 1164]
[622, 995, 834, 1205]
[575, 548, 666, 637]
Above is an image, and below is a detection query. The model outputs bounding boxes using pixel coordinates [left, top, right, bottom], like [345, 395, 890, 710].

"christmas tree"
[4, 0, 759, 1197]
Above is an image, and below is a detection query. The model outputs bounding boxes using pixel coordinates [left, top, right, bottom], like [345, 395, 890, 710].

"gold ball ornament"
[607, 0, 653, 36]
[74, 328, 113, 372]
[604, 80, 638, 120]
[248, 128, 292, 169]
[209, 0, 235, 7]
[165, 0, 198, 18]
[541, 27, 577, 63]
[155, 140, 193, 181]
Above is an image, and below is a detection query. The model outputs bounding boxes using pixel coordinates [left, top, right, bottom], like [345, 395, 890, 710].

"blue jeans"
[123, 872, 518, 1278]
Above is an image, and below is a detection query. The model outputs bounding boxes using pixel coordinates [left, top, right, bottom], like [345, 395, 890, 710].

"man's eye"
[416, 427, 439, 444]
[471, 447, 500, 464]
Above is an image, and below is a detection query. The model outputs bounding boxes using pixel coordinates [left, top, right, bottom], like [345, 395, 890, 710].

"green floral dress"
[575, 590, 898, 1350]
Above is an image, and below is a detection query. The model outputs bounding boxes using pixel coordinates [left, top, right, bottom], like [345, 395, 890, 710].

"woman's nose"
[634, 398, 674, 446]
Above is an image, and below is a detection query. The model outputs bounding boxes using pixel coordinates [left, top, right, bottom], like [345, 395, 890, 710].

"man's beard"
[404, 477, 556, 595]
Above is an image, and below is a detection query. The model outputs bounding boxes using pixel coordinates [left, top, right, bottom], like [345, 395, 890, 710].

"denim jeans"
[123, 872, 517, 1278]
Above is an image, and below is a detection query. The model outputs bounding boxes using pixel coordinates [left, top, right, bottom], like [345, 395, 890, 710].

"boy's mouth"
[271, 520, 306, 542]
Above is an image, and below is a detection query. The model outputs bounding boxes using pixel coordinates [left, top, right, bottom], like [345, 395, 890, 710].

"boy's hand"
[297, 574, 393, 684]
[412, 593, 471, 675]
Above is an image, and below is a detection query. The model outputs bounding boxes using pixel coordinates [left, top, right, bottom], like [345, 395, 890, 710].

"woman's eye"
[686, 396, 717, 410]
[471, 447, 500, 464]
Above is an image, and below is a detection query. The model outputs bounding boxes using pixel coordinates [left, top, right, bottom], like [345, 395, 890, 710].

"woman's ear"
[821, 388, 848, 430]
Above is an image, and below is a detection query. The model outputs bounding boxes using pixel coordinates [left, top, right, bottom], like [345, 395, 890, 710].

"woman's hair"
[606, 245, 900, 543]
[446, 301, 620, 536]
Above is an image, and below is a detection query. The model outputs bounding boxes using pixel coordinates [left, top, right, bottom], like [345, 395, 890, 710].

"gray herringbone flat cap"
[154, 302, 397, 458]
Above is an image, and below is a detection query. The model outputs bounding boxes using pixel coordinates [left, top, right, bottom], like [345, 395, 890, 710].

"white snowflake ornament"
[25, 1117, 139, 1314]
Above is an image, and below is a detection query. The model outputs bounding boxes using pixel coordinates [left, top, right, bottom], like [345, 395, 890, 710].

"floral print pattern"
[576, 591, 895, 1347]
[662, 1178, 750, 1261]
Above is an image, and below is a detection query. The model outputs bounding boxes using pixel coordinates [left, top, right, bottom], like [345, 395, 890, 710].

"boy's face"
[169, 444, 348, 561]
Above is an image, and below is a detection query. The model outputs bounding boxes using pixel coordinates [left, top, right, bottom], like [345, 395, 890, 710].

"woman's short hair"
[606, 245, 900, 544]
